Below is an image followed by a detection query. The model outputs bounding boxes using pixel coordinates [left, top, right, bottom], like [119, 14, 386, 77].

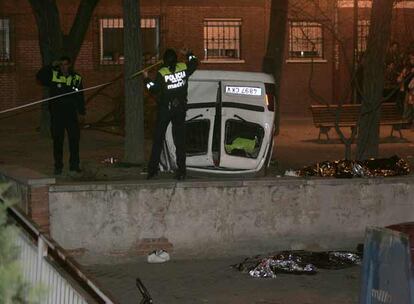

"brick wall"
[133, 237, 174, 256]
[28, 185, 50, 234]
[0, 0, 336, 117]
[0, 73, 17, 110]
[336, 6, 414, 105]
[1, 1, 414, 115]
[169, 0, 267, 72]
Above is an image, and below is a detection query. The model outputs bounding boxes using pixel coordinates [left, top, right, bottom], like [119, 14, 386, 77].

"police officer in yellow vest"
[36, 56, 85, 175]
[144, 48, 198, 180]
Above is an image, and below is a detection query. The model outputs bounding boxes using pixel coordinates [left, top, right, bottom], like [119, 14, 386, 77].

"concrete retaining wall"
[49, 177, 414, 257]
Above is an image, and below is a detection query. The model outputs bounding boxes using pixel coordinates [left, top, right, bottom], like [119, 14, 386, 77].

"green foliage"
[0, 183, 43, 304]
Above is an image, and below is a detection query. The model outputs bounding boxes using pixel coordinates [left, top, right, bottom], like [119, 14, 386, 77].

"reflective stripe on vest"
[52, 70, 82, 87]
[72, 74, 82, 86]
[158, 63, 187, 77]
[158, 63, 188, 90]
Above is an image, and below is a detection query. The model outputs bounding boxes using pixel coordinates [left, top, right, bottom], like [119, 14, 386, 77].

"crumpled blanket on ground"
[296, 155, 410, 178]
[233, 250, 361, 278]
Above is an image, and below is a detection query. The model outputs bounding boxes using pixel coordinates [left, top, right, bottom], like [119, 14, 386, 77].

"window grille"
[289, 21, 323, 59]
[0, 18, 11, 65]
[99, 17, 160, 65]
[203, 19, 242, 61]
[141, 18, 160, 65]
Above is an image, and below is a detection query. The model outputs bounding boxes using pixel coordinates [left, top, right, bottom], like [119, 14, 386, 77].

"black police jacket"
[144, 53, 198, 108]
[36, 65, 85, 117]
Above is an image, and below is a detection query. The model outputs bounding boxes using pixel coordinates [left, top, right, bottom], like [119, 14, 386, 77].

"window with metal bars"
[99, 17, 160, 65]
[289, 21, 323, 59]
[203, 19, 242, 61]
[357, 19, 370, 56]
[0, 18, 11, 65]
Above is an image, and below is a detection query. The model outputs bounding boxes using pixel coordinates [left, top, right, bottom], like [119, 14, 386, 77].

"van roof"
[189, 70, 275, 84]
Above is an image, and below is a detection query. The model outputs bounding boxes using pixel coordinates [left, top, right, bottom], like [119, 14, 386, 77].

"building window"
[141, 18, 160, 65]
[357, 19, 370, 56]
[203, 19, 242, 61]
[99, 17, 159, 65]
[289, 21, 323, 59]
[0, 18, 11, 64]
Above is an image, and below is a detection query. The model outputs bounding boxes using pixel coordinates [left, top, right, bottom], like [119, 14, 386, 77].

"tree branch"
[28, 0, 63, 65]
[356, 0, 394, 160]
[66, 0, 99, 60]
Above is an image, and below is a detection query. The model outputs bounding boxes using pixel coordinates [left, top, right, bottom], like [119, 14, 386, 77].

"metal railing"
[16, 233, 89, 304]
[8, 205, 118, 304]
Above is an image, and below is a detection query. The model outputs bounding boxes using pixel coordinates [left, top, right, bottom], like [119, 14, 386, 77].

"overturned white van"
[160, 70, 276, 175]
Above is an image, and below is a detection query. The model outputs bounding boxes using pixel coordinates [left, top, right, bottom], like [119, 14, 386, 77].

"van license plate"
[225, 86, 262, 96]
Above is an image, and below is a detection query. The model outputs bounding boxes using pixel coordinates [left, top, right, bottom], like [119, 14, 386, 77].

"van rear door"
[184, 80, 218, 168]
[219, 81, 272, 171]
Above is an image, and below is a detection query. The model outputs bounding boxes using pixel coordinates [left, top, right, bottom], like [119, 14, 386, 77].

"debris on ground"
[101, 156, 119, 165]
[292, 155, 410, 178]
[147, 249, 170, 263]
[233, 250, 361, 278]
[284, 170, 300, 177]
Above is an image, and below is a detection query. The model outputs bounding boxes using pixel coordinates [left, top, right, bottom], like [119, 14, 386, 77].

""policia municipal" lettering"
[165, 71, 187, 90]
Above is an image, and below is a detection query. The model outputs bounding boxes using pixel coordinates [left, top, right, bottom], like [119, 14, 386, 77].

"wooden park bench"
[309, 103, 408, 141]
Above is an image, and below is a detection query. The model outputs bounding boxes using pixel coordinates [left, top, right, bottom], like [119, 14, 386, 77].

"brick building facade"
[0, 0, 414, 117]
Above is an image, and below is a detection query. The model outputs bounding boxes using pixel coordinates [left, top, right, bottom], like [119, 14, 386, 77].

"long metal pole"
[352, 0, 359, 103]
[332, 0, 339, 103]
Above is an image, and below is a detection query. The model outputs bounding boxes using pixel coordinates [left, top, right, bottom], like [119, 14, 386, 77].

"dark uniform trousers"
[144, 54, 198, 178]
[148, 102, 186, 175]
[36, 65, 84, 172]
[50, 112, 80, 171]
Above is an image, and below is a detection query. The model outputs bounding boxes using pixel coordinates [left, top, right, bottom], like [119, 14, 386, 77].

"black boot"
[70, 167, 82, 173]
[146, 171, 158, 180]
[174, 171, 186, 180]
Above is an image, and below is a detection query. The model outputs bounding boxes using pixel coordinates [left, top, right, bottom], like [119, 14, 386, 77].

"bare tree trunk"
[28, 0, 63, 136]
[262, 0, 289, 137]
[356, 0, 394, 160]
[123, 0, 145, 164]
[28, 0, 99, 136]
[65, 0, 99, 61]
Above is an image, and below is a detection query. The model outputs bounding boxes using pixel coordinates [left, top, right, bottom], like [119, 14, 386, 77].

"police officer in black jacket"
[36, 56, 85, 175]
[144, 48, 198, 180]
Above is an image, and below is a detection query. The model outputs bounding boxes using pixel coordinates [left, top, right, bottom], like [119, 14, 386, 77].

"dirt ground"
[0, 108, 413, 180]
[2, 109, 410, 303]
[77, 255, 360, 304]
